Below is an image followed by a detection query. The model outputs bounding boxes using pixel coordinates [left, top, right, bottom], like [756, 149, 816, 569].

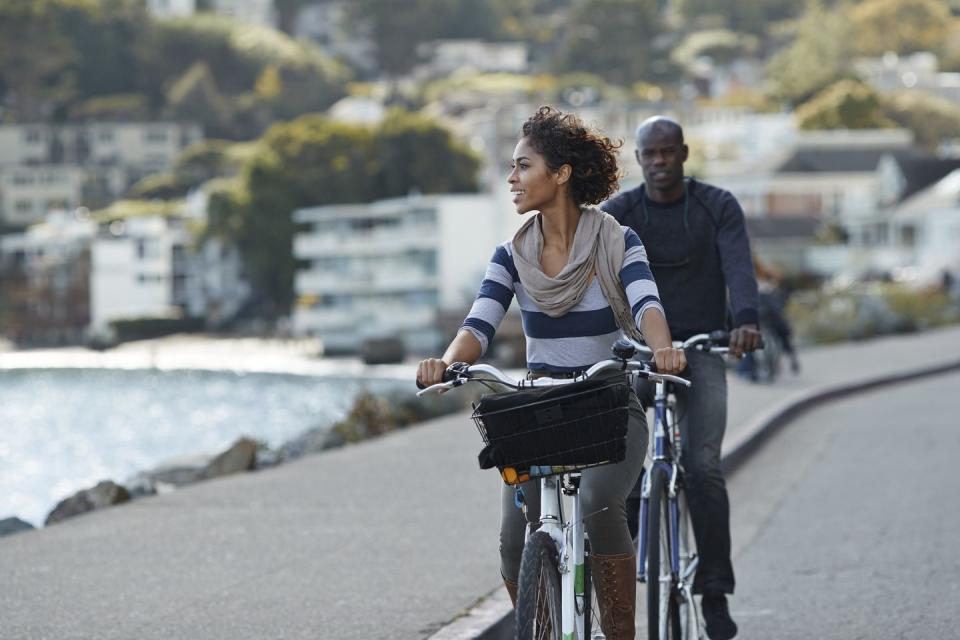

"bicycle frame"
[530, 474, 590, 640]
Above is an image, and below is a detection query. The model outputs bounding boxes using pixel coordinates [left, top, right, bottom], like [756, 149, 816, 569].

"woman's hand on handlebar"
[654, 347, 686, 374]
[417, 358, 449, 387]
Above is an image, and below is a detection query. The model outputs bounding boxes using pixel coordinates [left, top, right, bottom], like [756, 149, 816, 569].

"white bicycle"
[418, 341, 689, 640]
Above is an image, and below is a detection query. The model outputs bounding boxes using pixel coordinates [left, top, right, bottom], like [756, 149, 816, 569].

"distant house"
[716, 129, 913, 224]
[0, 166, 84, 228]
[0, 122, 203, 228]
[414, 40, 529, 79]
[210, 0, 276, 28]
[746, 216, 821, 275]
[146, 0, 196, 19]
[856, 51, 960, 104]
[292, 193, 507, 354]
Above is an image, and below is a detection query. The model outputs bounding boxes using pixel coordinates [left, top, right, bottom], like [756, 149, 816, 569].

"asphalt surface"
[726, 369, 960, 638]
[2, 326, 960, 639]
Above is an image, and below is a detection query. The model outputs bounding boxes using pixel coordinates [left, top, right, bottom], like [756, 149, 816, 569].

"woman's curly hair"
[521, 105, 623, 205]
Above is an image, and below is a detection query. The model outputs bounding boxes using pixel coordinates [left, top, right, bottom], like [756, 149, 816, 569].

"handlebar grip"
[415, 379, 427, 390]
[708, 329, 730, 346]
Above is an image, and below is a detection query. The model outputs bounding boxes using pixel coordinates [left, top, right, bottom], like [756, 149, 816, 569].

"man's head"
[634, 116, 688, 200]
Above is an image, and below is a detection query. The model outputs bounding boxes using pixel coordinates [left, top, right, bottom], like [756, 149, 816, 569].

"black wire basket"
[471, 378, 630, 485]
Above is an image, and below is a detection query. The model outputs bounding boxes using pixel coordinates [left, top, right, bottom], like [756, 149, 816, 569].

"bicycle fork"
[534, 475, 590, 640]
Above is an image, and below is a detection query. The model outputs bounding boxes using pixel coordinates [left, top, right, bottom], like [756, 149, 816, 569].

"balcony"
[294, 228, 436, 258]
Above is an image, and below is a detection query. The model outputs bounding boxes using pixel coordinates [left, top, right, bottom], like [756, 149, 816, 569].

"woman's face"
[507, 137, 565, 214]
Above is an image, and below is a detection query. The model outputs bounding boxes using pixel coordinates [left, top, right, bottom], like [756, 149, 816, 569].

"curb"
[426, 356, 960, 640]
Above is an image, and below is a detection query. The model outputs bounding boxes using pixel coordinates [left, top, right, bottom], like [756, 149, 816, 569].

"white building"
[718, 129, 915, 221]
[292, 193, 510, 353]
[0, 166, 84, 227]
[856, 51, 960, 103]
[89, 216, 198, 336]
[146, 0, 196, 19]
[0, 122, 203, 227]
[415, 40, 529, 78]
[211, 0, 276, 28]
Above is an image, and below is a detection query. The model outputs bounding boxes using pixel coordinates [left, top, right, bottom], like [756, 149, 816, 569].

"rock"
[144, 453, 212, 487]
[278, 426, 344, 461]
[123, 472, 159, 499]
[201, 437, 257, 480]
[255, 447, 282, 469]
[45, 480, 131, 526]
[0, 517, 35, 537]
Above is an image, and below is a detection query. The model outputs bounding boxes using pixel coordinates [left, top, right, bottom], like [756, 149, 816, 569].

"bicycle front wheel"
[646, 467, 681, 640]
[517, 530, 563, 640]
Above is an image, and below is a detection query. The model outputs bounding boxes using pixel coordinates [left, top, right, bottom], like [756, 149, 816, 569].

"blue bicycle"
[626, 332, 732, 640]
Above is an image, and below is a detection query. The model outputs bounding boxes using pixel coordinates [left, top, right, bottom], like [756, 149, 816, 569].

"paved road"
[726, 369, 960, 638]
[2, 326, 959, 640]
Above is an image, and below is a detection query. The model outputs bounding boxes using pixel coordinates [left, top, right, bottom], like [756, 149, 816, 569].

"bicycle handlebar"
[416, 357, 691, 397]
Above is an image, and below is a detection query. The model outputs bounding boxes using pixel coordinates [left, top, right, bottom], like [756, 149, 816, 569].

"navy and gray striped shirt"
[461, 227, 665, 373]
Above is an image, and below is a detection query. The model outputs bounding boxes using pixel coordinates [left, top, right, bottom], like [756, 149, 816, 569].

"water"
[0, 368, 405, 527]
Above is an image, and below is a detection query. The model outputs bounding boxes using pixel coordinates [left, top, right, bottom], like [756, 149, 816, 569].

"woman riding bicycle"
[416, 106, 686, 640]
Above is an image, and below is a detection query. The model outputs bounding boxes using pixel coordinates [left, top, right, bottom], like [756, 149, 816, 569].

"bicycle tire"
[517, 531, 563, 640]
[646, 468, 681, 640]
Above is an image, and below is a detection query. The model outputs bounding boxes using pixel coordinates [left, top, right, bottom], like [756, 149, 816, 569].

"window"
[11, 173, 34, 186]
[14, 200, 33, 214]
[145, 129, 169, 144]
[98, 129, 114, 143]
[24, 129, 42, 144]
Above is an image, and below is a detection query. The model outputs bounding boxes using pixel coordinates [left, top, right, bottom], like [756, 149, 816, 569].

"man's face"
[635, 127, 688, 193]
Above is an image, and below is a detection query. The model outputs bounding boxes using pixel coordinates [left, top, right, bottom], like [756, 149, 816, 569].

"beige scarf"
[511, 205, 642, 341]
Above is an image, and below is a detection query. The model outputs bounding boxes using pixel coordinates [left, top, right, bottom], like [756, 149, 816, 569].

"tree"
[884, 91, 960, 151]
[163, 62, 234, 138]
[851, 0, 952, 57]
[795, 80, 897, 130]
[677, 0, 799, 35]
[227, 112, 480, 315]
[766, 0, 855, 106]
[557, 0, 662, 85]
[0, 0, 77, 120]
[345, 0, 501, 76]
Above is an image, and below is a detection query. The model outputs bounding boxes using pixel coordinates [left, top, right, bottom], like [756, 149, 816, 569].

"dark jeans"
[627, 349, 735, 594]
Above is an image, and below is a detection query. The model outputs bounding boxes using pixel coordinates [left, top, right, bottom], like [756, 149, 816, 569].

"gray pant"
[499, 382, 648, 582]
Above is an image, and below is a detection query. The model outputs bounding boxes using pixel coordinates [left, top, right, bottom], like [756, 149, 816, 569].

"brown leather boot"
[502, 576, 518, 608]
[593, 553, 636, 640]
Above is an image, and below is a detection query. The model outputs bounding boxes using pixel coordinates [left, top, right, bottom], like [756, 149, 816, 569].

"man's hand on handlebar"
[728, 324, 762, 358]
[654, 347, 687, 374]
[417, 357, 449, 387]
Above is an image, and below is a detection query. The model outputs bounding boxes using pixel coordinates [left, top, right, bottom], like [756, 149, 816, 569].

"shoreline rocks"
[5, 387, 471, 532]
[0, 517, 35, 538]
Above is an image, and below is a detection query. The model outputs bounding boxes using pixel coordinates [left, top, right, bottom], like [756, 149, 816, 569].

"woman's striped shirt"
[461, 226, 665, 373]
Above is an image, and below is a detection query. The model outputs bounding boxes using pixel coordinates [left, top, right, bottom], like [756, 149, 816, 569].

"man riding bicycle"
[603, 116, 761, 640]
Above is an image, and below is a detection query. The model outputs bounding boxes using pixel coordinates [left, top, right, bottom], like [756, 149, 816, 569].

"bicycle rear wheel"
[517, 531, 563, 640]
[646, 467, 681, 640]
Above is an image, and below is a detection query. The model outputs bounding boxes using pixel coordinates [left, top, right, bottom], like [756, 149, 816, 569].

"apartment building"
[89, 215, 202, 337]
[0, 122, 203, 227]
[0, 166, 84, 228]
[292, 193, 505, 353]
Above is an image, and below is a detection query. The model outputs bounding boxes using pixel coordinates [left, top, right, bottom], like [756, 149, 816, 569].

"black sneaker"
[702, 591, 738, 640]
